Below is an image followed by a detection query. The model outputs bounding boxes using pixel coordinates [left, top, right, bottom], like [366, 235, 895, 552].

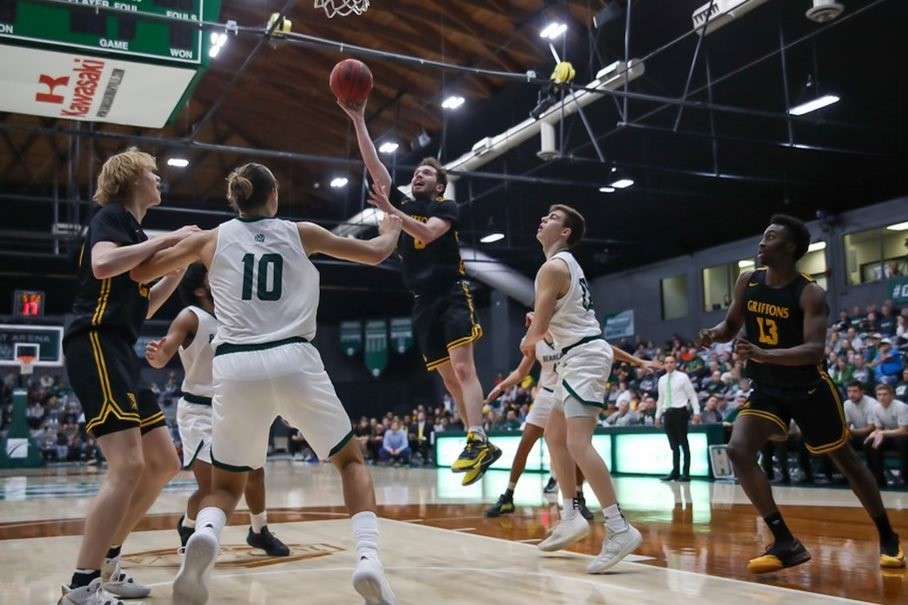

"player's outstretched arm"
[367, 183, 451, 245]
[146, 267, 188, 319]
[338, 100, 392, 193]
[736, 283, 827, 367]
[697, 270, 752, 347]
[487, 353, 535, 401]
[612, 345, 662, 373]
[145, 308, 198, 369]
[92, 225, 199, 280]
[298, 213, 402, 266]
[130, 230, 215, 284]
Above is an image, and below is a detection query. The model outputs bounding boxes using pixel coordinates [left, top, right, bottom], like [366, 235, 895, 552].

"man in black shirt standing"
[341, 101, 500, 486]
[60, 148, 197, 605]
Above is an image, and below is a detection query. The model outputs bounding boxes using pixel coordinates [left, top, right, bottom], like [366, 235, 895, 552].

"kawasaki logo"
[34, 58, 106, 118]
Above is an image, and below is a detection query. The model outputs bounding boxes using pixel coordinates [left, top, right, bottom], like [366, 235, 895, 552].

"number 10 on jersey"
[241, 253, 283, 301]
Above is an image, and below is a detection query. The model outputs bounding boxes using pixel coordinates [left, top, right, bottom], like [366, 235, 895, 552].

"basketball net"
[315, 0, 370, 18]
[16, 356, 34, 377]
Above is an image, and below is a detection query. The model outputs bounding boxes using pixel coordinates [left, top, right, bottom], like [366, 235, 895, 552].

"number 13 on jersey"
[755, 316, 779, 346]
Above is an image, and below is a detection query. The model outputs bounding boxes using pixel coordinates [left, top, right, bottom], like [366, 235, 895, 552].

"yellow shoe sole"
[880, 548, 906, 569]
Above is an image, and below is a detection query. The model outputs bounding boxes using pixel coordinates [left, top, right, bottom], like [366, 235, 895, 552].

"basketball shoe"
[747, 540, 811, 573]
[100, 557, 151, 599]
[352, 554, 399, 605]
[58, 579, 123, 605]
[485, 492, 515, 517]
[173, 531, 219, 605]
[538, 501, 590, 551]
[586, 524, 643, 573]
[246, 526, 290, 556]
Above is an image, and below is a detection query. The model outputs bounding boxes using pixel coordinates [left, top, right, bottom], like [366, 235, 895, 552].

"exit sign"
[0, 1, 209, 65]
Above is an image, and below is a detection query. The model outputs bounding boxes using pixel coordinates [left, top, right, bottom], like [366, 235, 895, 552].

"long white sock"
[603, 503, 628, 532]
[196, 507, 227, 541]
[562, 500, 578, 521]
[351, 511, 380, 561]
[249, 511, 268, 533]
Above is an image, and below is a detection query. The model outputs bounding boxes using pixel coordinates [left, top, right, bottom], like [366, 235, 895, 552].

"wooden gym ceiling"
[0, 0, 595, 217]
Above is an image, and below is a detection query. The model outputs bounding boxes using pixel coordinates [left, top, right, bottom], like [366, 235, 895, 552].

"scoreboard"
[0, 0, 221, 128]
[0, 0, 207, 65]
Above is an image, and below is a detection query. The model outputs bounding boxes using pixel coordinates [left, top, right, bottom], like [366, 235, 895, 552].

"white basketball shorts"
[177, 399, 213, 468]
[525, 387, 558, 428]
[210, 341, 353, 471]
[557, 338, 613, 419]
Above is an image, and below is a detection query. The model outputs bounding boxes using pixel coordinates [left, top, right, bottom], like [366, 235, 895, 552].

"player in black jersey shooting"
[697, 214, 903, 573]
[340, 101, 500, 486]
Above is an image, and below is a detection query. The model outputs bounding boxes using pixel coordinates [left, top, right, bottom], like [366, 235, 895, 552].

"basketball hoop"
[16, 355, 34, 377]
[315, 0, 370, 18]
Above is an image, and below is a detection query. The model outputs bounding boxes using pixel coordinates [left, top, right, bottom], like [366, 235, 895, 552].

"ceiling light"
[599, 186, 616, 193]
[442, 95, 465, 110]
[788, 94, 839, 116]
[330, 177, 349, 188]
[807, 241, 827, 253]
[738, 259, 755, 268]
[610, 178, 634, 189]
[208, 45, 221, 58]
[166, 158, 189, 168]
[209, 32, 220, 45]
[480, 232, 505, 244]
[539, 22, 568, 40]
[378, 142, 399, 154]
[886, 221, 908, 232]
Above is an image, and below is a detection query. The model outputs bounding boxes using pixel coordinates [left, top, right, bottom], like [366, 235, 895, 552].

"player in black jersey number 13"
[697, 214, 903, 573]
[341, 99, 500, 486]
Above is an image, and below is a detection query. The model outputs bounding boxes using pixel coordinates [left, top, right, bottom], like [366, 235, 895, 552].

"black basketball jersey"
[390, 188, 465, 295]
[742, 268, 823, 389]
[64, 203, 150, 345]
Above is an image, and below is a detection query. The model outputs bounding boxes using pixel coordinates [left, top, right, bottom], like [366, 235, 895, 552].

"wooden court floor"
[1, 464, 906, 604]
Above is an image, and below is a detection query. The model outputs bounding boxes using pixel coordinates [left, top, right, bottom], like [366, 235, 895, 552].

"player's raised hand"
[524, 311, 535, 329]
[379, 212, 402, 237]
[640, 358, 663, 374]
[144, 338, 169, 369]
[368, 183, 394, 214]
[336, 98, 367, 121]
[486, 380, 512, 403]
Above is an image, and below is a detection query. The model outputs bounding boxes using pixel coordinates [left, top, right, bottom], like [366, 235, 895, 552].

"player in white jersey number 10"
[131, 163, 402, 605]
[525, 204, 660, 574]
[144, 263, 290, 557]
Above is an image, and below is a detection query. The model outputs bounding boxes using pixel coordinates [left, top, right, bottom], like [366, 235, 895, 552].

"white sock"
[507, 481, 516, 490]
[351, 511, 380, 561]
[468, 426, 486, 440]
[603, 503, 628, 532]
[196, 507, 227, 541]
[249, 511, 268, 533]
[182, 515, 196, 529]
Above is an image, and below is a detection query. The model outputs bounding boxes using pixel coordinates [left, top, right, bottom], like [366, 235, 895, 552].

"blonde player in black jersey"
[698, 214, 903, 573]
[60, 148, 198, 605]
[341, 101, 500, 486]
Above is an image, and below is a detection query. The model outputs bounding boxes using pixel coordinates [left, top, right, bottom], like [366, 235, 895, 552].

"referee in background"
[656, 355, 701, 481]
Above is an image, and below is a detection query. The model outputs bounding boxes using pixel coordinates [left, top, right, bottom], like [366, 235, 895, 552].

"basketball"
[330, 58, 373, 105]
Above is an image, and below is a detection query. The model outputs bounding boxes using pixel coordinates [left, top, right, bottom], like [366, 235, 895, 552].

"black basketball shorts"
[738, 374, 849, 455]
[412, 281, 483, 372]
[64, 330, 165, 438]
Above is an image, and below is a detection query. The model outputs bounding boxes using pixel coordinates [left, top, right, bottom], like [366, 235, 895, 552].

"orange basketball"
[330, 59, 373, 105]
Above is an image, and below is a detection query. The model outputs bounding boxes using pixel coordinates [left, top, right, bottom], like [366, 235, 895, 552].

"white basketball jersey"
[210, 218, 319, 345]
[178, 306, 218, 398]
[535, 339, 560, 390]
[543, 250, 602, 350]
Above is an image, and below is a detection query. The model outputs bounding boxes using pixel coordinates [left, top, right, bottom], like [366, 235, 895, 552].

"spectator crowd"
[3, 299, 905, 484]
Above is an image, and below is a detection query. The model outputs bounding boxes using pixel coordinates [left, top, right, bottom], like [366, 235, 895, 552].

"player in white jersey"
[484, 318, 591, 519]
[131, 163, 402, 605]
[525, 204, 658, 574]
[144, 263, 289, 557]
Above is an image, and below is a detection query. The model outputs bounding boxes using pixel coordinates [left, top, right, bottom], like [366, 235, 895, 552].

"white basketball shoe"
[173, 531, 219, 605]
[586, 523, 643, 573]
[352, 554, 398, 605]
[537, 508, 590, 552]
[100, 557, 151, 599]
[58, 579, 123, 605]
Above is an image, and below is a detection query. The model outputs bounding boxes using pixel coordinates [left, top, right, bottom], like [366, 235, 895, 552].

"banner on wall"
[890, 277, 908, 305]
[340, 321, 363, 358]
[364, 320, 388, 378]
[603, 310, 635, 340]
[390, 318, 413, 354]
